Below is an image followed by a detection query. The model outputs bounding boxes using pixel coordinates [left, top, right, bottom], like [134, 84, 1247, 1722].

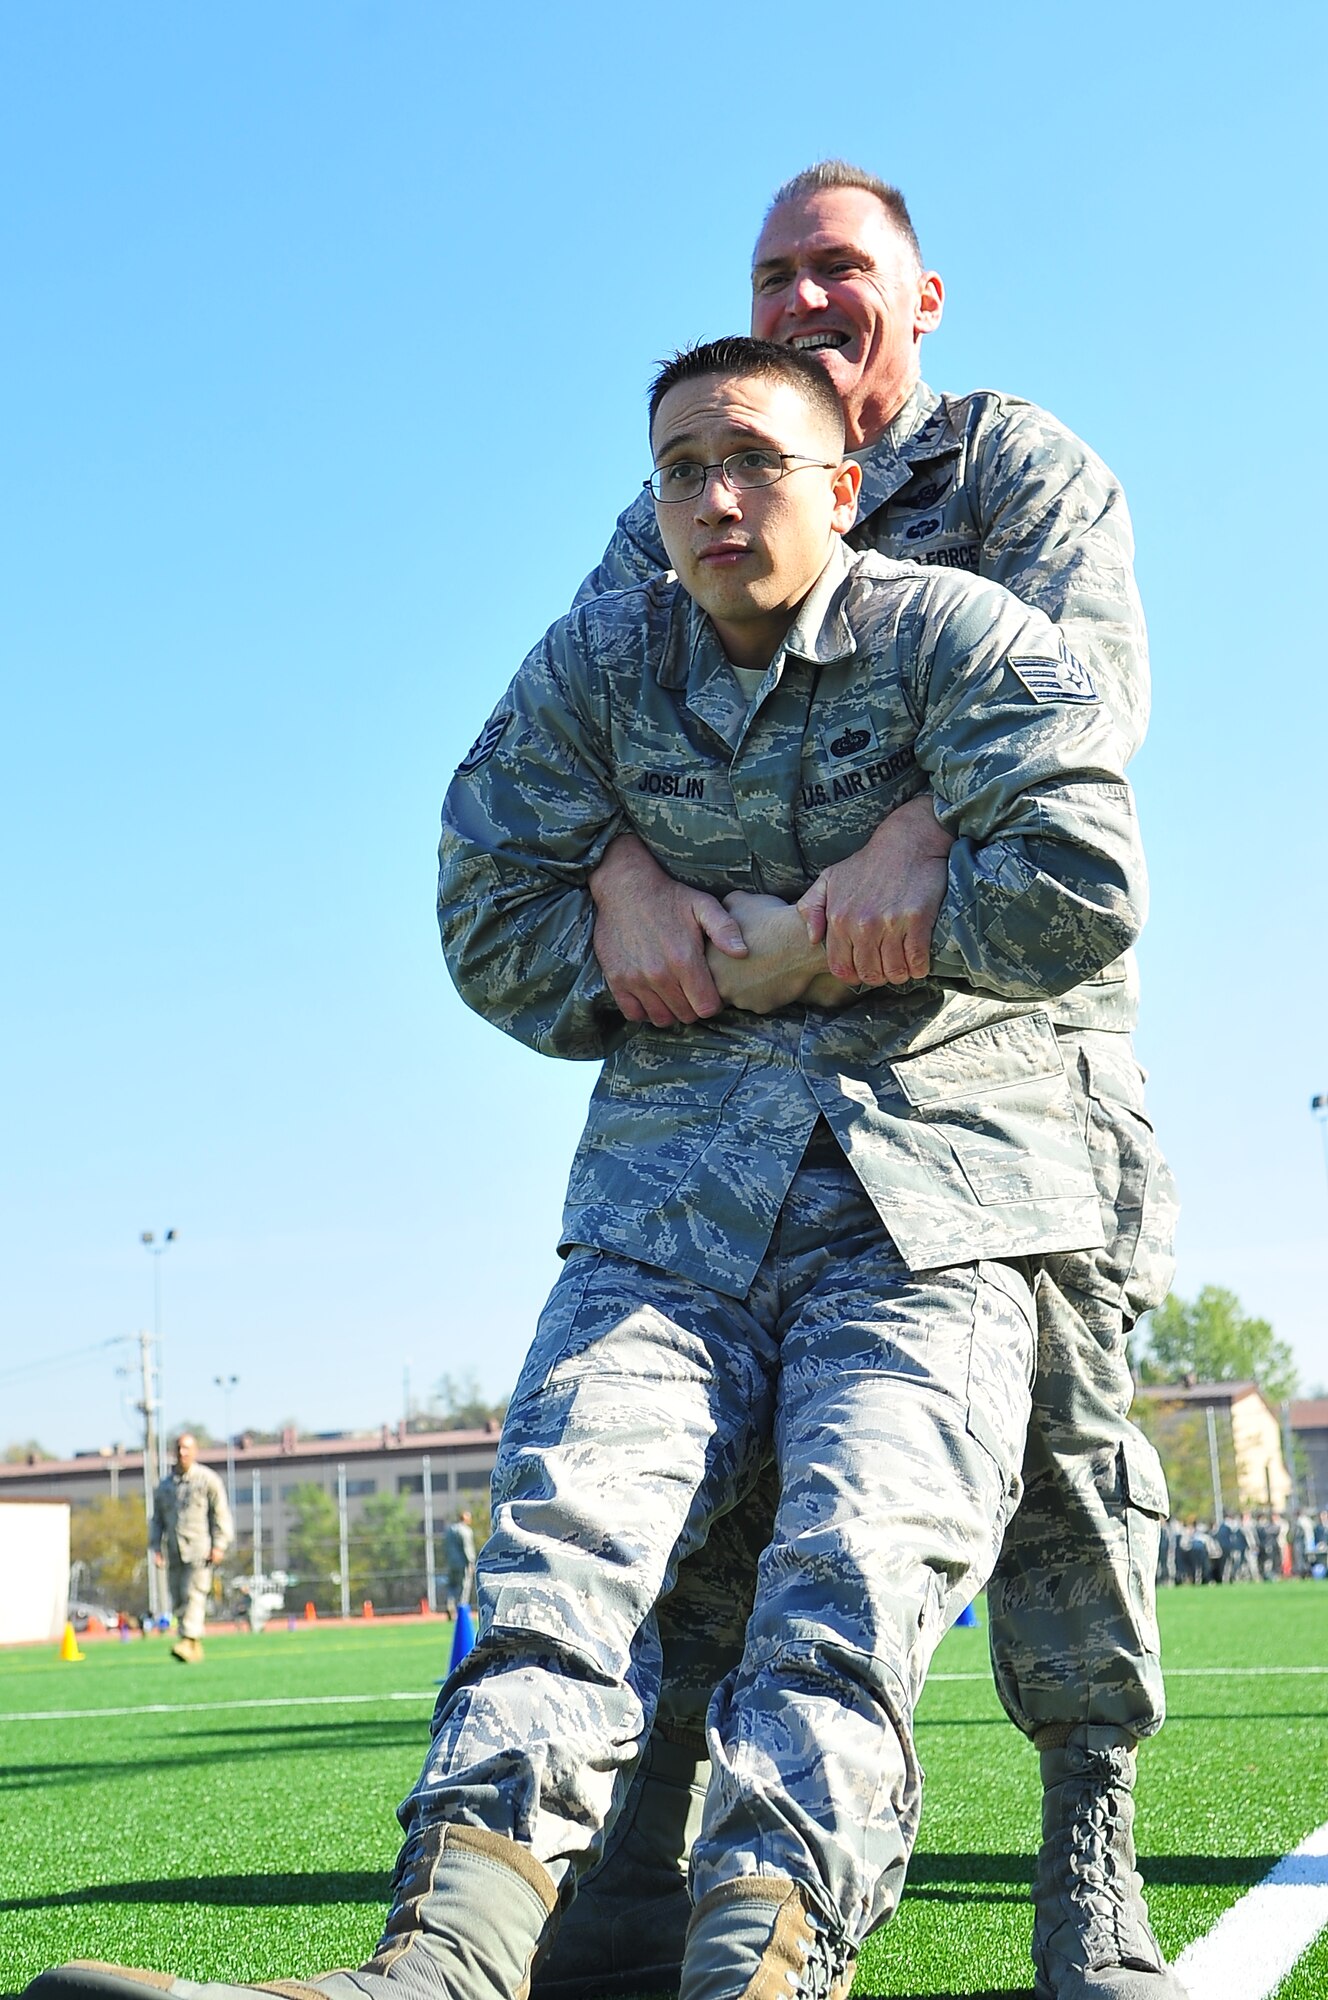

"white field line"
[0, 1689, 439, 1723]
[1173, 1820, 1328, 1998]
[1, 1662, 1325, 1723]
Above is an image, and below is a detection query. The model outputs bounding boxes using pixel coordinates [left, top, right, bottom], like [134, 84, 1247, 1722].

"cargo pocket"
[1076, 1040, 1179, 1317]
[1115, 1433, 1169, 1656]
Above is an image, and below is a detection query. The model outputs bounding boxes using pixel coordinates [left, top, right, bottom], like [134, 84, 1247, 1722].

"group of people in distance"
[30, 161, 1183, 2000]
[1160, 1508, 1328, 1585]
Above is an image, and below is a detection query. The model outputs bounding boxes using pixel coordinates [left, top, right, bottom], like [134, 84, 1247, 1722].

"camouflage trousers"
[650, 1029, 1178, 1750]
[399, 1163, 1034, 1943]
[166, 1557, 214, 1641]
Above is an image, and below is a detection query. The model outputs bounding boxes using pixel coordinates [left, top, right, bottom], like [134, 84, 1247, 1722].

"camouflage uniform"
[443, 1518, 477, 1612]
[415, 542, 1148, 1946]
[149, 1461, 232, 1641]
[576, 383, 1177, 1744]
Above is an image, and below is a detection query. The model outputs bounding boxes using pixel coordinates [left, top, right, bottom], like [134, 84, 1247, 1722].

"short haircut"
[762, 160, 922, 269]
[648, 336, 845, 451]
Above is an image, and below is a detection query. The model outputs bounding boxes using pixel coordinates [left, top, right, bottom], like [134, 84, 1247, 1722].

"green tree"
[167, 1419, 216, 1447]
[1132, 1399, 1238, 1524]
[4, 1439, 54, 1463]
[285, 1483, 341, 1615]
[416, 1372, 508, 1433]
[1136, 1286, 1298, 1402]
[354, 1492, 425, 1611]
[70, 1496, 151, 1615]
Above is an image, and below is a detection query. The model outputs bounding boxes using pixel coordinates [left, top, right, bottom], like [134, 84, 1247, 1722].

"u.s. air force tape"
[1007, 654, 1097, 703]
[457, 713, 511, 774]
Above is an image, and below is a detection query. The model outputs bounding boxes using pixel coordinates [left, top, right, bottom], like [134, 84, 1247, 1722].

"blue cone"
[954, 1600, 980, 1628]
[449, 1602, 477, 1673]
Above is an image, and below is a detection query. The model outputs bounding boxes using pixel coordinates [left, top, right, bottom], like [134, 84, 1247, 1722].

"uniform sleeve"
[438, 618, 627, 1060]
[210, 1473, 234, 1556]
[907, 580, 1146, 999]
[571, 489, 671, 607]
[973, 401, 1150, 758]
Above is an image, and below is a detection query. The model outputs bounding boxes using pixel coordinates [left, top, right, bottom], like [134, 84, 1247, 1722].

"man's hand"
[589, 831, 747, 1028]
[152, 1550, 165, 1569]
[798, 791, 955, 986]
[708, 893, 855, 1014]
[208, 1546, 224, 1566]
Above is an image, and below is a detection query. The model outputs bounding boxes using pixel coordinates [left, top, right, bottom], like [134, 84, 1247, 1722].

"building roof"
[1290, 1398, 1328, 1432]
[0, 1423, 500, 1487]
[1133, 1379, 1274, 1415]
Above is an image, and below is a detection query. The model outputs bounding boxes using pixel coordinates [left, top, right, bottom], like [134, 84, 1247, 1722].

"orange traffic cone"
[304, 1601, 317, 1621]
[59, 1622, 84, 1662]
[363, 1599, 374, 1619]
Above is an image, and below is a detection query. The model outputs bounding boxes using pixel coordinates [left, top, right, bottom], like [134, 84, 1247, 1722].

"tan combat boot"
[25, 1825, 559, 2000]
[1032, 1725, 1186, 1999]
[680, 1877, 855, 2000]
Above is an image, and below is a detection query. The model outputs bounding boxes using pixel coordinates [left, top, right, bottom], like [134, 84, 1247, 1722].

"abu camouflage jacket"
[437, 544, 1145, 1297]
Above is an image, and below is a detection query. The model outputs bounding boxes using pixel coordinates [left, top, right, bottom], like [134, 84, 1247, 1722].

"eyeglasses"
[645, 448, 839, 504]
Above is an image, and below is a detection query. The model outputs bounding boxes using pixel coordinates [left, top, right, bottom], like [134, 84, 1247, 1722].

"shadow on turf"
[0, 1849, 1276, 1921]
[898, 1849, 1278, 1901]
[0, 1870, 389, 1913]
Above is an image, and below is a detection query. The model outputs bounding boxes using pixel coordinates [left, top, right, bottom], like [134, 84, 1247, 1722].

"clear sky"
[3, 1, 1326, 1459]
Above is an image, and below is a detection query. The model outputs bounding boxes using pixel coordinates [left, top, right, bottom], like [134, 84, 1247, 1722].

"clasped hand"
[589, 791, 954, 1027]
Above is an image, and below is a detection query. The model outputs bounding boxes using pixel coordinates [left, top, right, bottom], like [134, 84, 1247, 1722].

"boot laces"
[1060, 1748, 1138, 1955]
[786, 1909, 853, 2000]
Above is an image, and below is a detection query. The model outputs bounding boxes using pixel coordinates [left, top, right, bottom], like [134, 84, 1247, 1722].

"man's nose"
[790, 272, 830, 312]
[694, 468, 742, 522]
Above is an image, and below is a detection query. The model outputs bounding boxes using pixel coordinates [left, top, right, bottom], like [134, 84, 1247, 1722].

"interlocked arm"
[797, 791, 955, 987]
[588, 832, 748, 1028]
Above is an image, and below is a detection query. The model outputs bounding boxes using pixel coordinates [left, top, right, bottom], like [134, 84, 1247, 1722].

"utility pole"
[138, 1330, 162, 1621]
[252, 1468, 263, 1597]
[337, 1464, 351, 1620]
[214, 1373, 240, 1518]
[1281, 1399, 1298, 1516]
[140, 1229, 176, 1482]
[1313, 1095, 1328, 1194]
[1206, 1404, 1225, 1524]
[422, 1455, 436, 1614]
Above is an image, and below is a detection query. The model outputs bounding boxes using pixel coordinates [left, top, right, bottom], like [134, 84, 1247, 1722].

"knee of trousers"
[700, 1628, 926, 1942]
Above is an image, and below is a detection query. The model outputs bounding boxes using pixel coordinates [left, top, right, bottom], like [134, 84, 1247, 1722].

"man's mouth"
[788, 330, 850, 353]
[697, 541, 751, 565]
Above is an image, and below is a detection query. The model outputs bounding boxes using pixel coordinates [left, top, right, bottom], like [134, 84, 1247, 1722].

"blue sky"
[3, 1, 1325, 1457]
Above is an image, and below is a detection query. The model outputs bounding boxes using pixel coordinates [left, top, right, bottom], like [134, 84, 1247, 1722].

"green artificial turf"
[1, 1587, 1325, 1997]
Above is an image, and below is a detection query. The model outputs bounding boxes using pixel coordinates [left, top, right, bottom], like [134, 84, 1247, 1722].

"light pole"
[140, 1229, 177, 1483]
[214, 1373, 240, 1518]
[1312, 1095, 1328, 1194]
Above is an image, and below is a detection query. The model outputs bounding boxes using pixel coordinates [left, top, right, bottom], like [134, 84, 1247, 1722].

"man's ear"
[915, 269, 944, 337]
[831, 457, 862, 535]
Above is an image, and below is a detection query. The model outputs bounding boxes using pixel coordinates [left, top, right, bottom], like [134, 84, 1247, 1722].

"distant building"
[0, 1424, 499, 1575]
[1289, 1398, 1328, 1512]
[1133, 1379, 1291, 1513]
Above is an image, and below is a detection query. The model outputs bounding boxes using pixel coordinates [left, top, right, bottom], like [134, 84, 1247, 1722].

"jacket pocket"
[889, 1012, 1096, 1206]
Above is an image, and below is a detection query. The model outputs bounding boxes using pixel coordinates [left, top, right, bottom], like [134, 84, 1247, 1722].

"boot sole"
[26, 1973, 176, 2000]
